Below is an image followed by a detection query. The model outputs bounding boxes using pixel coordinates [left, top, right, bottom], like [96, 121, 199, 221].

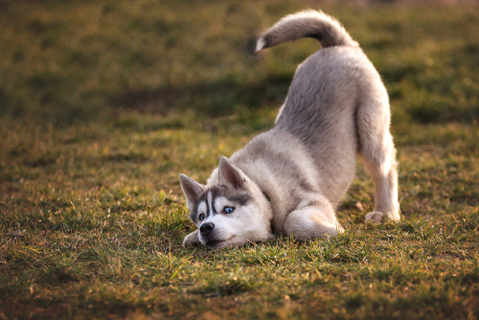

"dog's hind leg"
[284, 196, 344, 240]
[356, 83, 401, 223]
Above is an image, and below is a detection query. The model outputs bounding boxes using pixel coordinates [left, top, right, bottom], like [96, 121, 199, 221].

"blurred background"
[1, 0, 478, 126]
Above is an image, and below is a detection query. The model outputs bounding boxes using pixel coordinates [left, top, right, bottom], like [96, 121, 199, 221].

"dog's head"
[179, 157, 273, 249]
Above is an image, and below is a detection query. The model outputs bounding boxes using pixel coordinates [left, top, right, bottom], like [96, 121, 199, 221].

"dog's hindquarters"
[257, 9, 363, 207]
[258, 9, 401, 223]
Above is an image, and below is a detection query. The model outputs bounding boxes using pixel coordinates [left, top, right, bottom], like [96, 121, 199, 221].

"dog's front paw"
[183, 231, 200, 248]
[365, 211, 385, 224]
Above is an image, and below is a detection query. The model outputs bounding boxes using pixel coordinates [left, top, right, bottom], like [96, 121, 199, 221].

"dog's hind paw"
[365, 211, 401, 224]
[365, 211, 385, 224]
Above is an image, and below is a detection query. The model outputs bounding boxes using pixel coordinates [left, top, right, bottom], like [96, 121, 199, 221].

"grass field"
[1, 0, 478, 319]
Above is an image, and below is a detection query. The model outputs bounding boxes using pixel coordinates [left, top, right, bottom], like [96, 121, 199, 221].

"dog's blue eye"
[199, 214, 205, 221]
[223, 206, 235, 214]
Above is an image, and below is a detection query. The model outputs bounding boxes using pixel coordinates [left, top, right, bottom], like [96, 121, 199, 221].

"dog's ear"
[179, 174, 204, 211]
[218, 156, 247, 189]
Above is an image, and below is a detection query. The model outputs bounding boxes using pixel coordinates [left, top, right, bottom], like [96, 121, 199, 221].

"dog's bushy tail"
[256, 10, 358, 51]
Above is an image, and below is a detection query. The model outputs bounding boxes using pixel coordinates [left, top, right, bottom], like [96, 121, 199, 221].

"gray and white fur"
[179, 10, 400, 249]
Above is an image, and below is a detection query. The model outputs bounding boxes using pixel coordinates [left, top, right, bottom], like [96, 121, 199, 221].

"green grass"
[1, 0, 479, 319]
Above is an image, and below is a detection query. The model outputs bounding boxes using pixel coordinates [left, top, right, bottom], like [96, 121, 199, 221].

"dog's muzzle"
[200, 222, 215, 240]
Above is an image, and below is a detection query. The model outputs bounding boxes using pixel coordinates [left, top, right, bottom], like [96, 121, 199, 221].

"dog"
[179, 10, 401, 249]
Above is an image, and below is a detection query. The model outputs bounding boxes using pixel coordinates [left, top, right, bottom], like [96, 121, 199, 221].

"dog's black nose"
[200, 222, 215, 236]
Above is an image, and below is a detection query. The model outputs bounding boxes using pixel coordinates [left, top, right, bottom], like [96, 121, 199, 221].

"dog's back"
[254, 11, 391, 207]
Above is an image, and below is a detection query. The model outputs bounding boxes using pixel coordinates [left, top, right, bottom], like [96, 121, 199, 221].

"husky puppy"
[179, 10, 400, 249]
